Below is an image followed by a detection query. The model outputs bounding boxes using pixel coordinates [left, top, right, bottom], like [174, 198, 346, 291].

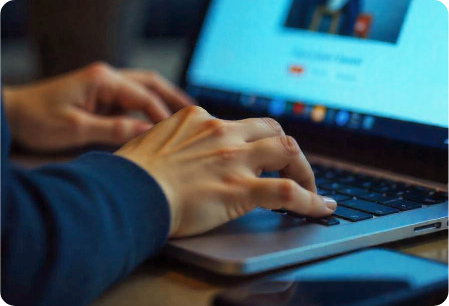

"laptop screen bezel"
[179, 0, 448, 184]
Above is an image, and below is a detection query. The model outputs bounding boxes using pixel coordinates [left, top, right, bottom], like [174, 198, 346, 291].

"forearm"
[2, 153, 170, 306]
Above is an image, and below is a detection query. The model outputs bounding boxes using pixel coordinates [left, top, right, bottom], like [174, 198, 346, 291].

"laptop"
[165, 0, 448, 275]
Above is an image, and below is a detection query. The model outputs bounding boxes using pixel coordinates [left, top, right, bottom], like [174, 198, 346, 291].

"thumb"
[81, 114, 153, 146]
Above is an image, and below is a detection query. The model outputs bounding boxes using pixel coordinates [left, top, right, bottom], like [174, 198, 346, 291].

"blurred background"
[1, 0, 207, 85]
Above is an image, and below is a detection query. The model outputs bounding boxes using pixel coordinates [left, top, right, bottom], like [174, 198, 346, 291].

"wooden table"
[90, 232, 448, 306]
[10, 151, 448, 306]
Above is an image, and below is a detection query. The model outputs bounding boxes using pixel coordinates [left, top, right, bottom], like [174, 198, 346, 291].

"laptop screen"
[185, 0, 448, 149]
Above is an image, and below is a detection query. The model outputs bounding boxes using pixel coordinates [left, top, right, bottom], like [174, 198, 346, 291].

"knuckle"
[112, 119, 126, 142]
[205, 119, 227, 136]
[66, 113, 86, 141]
[225, 194, 250, 220]
[278, 136, 300, 155]
[180, 105, 207, 117]
[146, 71, 160, 88]
[147, 70, 161, 80]
[216, 147, 241, 162]
[224, 180, 256, 217]
[223, 178, 258, 219]
[262, 117, 283, 135]
[66, 112, 84, 130]
[222, 173, 247, 187]
[280, 180, 296, 202]
[85, 61, 113, 79]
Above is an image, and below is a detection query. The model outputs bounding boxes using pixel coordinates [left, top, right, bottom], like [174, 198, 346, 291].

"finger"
[233, 118, 285, 142]
[113, 77, 172, 123]
[249, 178, 336, 217]
[82, 63, 172, 123]
[248, 136, 317, 193]
[121, 70, 195, 111]
[79, 113, 153, 146]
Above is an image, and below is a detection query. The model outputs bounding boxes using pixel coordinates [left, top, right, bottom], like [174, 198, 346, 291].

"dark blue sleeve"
[1, 103, 171, 306]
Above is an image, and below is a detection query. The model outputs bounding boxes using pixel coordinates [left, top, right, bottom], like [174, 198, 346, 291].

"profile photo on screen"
[284, 0, 413, 43]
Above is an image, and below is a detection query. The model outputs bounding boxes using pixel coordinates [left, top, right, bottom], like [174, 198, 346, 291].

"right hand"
[116, 106, 337, 238]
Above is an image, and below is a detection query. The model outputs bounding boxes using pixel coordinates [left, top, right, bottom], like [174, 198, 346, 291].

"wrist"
[114, 150, 179, 237]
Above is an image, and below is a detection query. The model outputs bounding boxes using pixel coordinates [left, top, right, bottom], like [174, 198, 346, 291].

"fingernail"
[323, 197, 337, 211]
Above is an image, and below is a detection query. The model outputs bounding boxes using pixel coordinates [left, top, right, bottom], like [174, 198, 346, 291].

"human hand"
[116, 106, 337, 238]
[3, 62, 193, 151]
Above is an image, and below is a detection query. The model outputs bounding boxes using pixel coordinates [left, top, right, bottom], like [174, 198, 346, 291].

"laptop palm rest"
[165, 206, 448, 275]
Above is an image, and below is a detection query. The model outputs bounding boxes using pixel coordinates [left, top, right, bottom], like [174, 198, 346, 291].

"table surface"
[91, 232, 448, 306]
[10, 152, 448, 306]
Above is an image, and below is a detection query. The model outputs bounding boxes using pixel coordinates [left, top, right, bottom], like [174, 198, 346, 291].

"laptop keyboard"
[271, 164, 448, 227]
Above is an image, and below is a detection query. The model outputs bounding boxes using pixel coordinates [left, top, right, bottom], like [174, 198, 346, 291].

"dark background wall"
[1, 0, 28, 39]
[2, 0, 207, 38]
[1, 0, 207, 83]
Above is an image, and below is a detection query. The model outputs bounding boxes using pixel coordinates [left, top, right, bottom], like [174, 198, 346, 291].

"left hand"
[3, 62, 194, 151]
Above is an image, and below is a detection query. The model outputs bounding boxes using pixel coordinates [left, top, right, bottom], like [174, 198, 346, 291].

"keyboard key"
[308, 216, 340, 226]
[340, 199, 399, 216]
[394, 183, 410, 189]
[315, 178, 330, 185]
[311, 164, 327, 173]
[261, 171, 279, 179]
[352, 179, 375, 189]
[403, 193, 447, 205]
[406, 186, 435, 195]
[337, 187, 368, 197]
[333, 206, 373, 222]
[354, 173, 376, 182]
[272, 209, 288, 214]
[373, 183, 408, 195]
[323, 172, 337, 180]
[333, 169, 352, 178]
[373, 186, 393, 193]
[287, 212, 340, 226]
[319, 182, 350, 191]
[382, 199, 422, 211]
[372, 179, 395, 188]
[317, 188, 334, 196]
[312, 165, 324, 176]
[337, 176, 357, 184]
[328, 194, 352, 203]
[435, 191, 448, 199]
[384, 184, 409, 197]
[357, 192, 395, 203]
[286, 211, 306, 219]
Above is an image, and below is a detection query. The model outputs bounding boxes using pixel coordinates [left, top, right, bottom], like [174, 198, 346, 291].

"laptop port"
[414, 222, 442, 232]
